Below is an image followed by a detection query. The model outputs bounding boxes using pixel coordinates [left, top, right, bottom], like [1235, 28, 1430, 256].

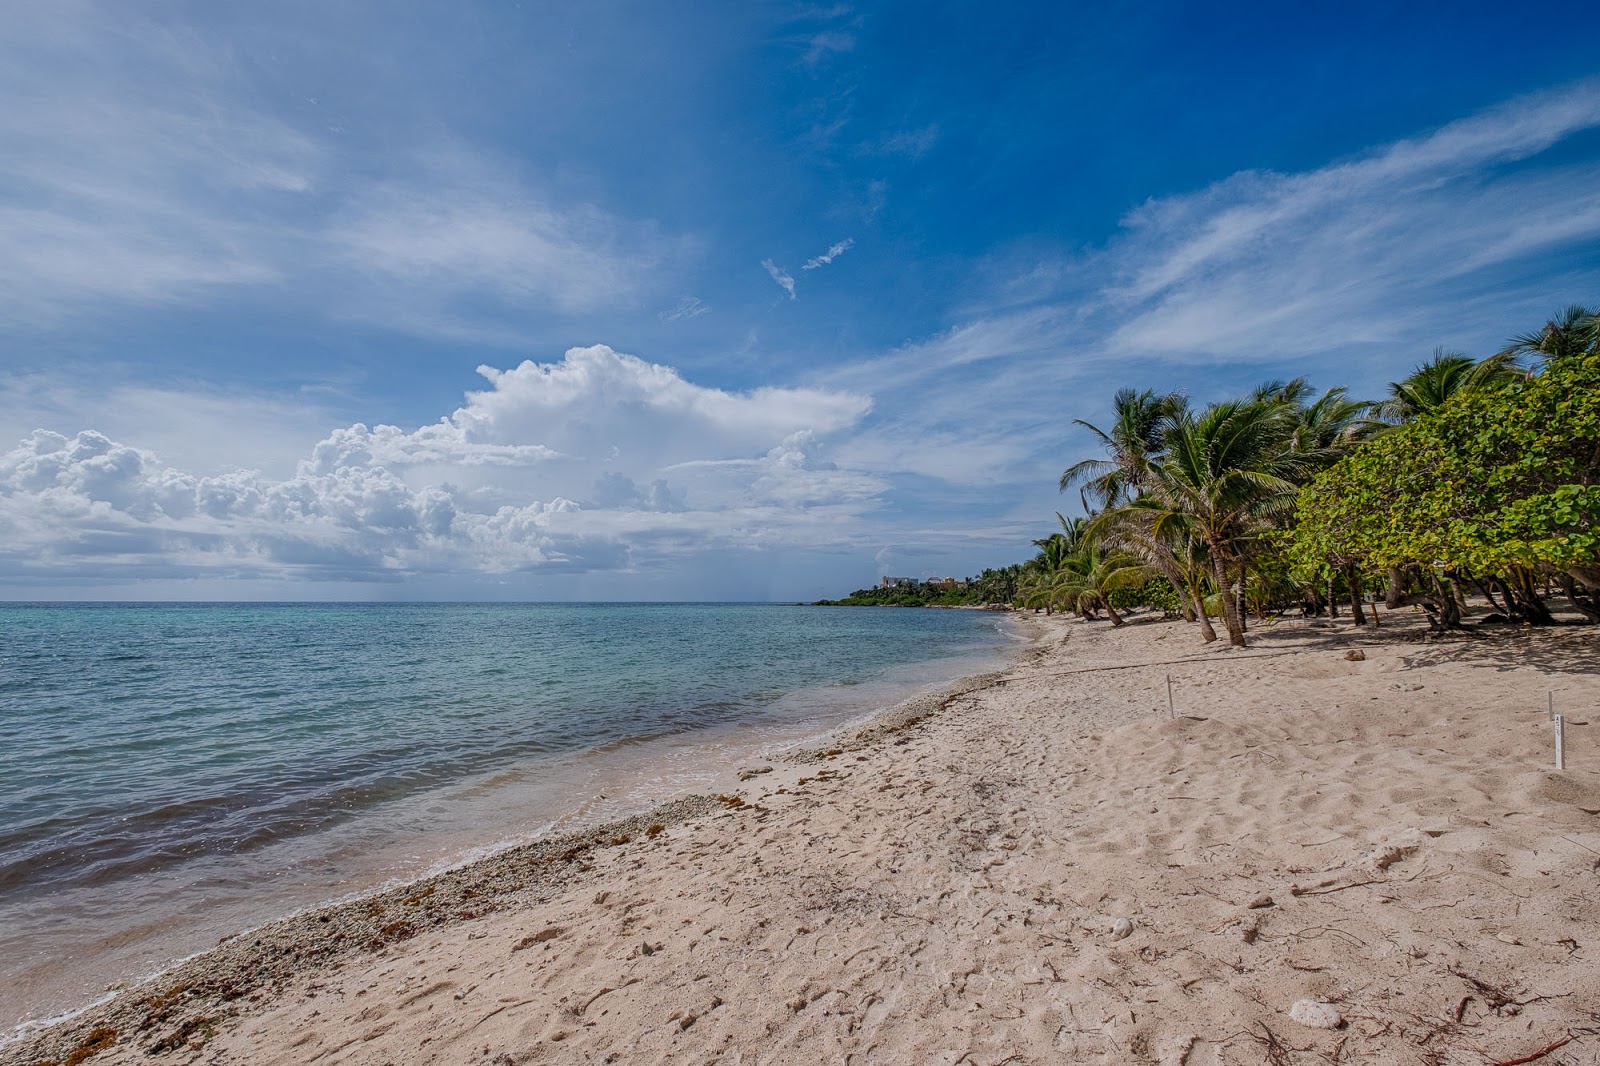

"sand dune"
[9, 609, 1599, 1065]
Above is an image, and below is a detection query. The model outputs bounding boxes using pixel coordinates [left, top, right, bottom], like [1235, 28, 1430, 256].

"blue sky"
[3, 1, 1599, 600]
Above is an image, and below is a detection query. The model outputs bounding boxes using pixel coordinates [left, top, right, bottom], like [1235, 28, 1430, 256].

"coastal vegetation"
[823, 304, 1599, 647]
[1039, 304, 1600, 645]
[813, 567, 1024, 607]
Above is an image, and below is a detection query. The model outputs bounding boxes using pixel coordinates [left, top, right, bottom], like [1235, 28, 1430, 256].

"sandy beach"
[8, 608, 1600, 1066]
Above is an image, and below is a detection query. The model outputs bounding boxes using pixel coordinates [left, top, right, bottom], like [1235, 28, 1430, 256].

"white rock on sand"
[1288, 999, 1342, 1029]
[7, 609, 1600, 1066]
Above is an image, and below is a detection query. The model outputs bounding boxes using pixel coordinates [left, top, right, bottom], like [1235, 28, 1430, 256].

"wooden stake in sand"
[1554, 714, 1565, 770]
[1166, 674, 1175, 720]
[1547, 690, 1554, 721]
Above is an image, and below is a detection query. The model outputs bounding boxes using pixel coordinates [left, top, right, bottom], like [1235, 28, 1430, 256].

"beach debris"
[1366, 831, 1421, 872]
[1247, 894, 1275, 909]
[1344, 649, 1366, 661]
[737, 765, 774, 781]
[1288, 999, 1343, 1029]
[511, 926, 565, 951]
[60, 1026, 119, 1065]
[1240, 914, 1261, 944]
[1110, 916, 1134, 940]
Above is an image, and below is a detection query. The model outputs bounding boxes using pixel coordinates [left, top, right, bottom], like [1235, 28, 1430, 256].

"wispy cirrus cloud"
[761, 259, 798, 299]
[805, 79, 1600, 528]
[1101, 79, 1600, 359]
[803, 237, 854, 270]
[660, 296, 711, 321]
[875, 125, 940, 159]
[0, 4, 677, 338]
[802, 30, 856, 66]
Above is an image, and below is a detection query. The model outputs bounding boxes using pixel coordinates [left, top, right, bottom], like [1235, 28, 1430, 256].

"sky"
[3, 1, 1600, 601]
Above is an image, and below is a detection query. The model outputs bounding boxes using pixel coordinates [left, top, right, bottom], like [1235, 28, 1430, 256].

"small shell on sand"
[1289, 1000, 1343, 1029]
[1110, 917, 1134, 940]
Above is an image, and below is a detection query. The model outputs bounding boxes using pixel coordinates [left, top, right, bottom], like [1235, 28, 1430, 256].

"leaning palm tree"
[1375, 348, 1522, 424]
[1050, 547, 1153, 626]
[1138, 398, 1306, 646]
[1059, 388, 1187, 511]
[1090, 498, 1219, 641]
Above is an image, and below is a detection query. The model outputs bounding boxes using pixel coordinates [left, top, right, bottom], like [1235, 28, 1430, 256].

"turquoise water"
[0, 602, 1014, 1031]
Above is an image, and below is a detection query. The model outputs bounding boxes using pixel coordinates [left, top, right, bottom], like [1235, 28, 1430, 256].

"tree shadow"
[1231, 606, 1598, 674]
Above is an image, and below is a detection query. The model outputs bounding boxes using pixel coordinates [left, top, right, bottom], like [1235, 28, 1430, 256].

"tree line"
[1018, 304, 1599, 646]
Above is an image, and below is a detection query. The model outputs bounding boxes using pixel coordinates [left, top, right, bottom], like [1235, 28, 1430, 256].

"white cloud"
[876, 125, 940, 159]
[0, 347, 881, 585]
[802, 30, 856, 66]
[762, 258, 798, 299]
[0, 5, 675, 336]
[0, 375, 342, 479]
[326, 173, 667, 318]
[660, 296, 710, 321]
[803, 237, 854, 270]
[1102, 79, 1600, 358]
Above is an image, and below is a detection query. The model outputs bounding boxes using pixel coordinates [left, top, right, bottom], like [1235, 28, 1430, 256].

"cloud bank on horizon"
[1, 3, 1598, 598]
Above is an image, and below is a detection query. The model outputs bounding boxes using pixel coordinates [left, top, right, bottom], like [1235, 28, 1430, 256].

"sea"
[0, 601, 1017, 1036]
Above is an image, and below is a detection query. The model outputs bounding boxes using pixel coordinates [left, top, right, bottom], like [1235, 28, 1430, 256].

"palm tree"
[1289, 386, 1381, 460]
[1059, 388, 1186, 511]
[1087, 499, 1218, 641]
[1137, 398, 1306, 646]
[1376, 348, 1522, 424]
[1502, 304, 1598, 364]
[1050, 547, 1153, 626]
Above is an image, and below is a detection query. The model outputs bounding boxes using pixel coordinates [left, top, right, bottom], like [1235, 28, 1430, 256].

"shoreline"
[1, 616, 1038, 1060]
[9, 608, 1600, 1064]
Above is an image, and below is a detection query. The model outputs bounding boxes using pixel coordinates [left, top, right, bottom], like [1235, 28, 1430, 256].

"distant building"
[880, 576, 917, 588]
[926, 577, 958, 589]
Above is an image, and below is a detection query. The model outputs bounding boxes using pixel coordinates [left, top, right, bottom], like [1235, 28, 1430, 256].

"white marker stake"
[1555, 714, 1565, 770]
[1166, 674, 1175, 720]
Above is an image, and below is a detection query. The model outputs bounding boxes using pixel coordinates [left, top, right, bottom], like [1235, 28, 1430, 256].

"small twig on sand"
[1251, 1021, 1294, 1066]
[1291, 879, 1383, 897]
[1491, 1033, 1572, 1065]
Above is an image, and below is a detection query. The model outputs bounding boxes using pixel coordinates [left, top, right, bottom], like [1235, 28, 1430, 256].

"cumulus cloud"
[0, 347, 880, 584]
[803, 237, 854, 270]
[761, 259, 798, 299]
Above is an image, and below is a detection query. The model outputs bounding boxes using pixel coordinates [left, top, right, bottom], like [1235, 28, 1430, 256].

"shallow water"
[0, 602, 1015, 1032]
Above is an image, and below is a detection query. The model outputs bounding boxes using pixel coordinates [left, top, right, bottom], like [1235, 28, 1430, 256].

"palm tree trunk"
[1104, 601, 1125, 626]
[1210, 549, 1247, 647]
[1190, 586, 1217, 642]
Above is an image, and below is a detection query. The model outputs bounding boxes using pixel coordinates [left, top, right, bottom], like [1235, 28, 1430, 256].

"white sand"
[10, 609, 1600, 1065]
